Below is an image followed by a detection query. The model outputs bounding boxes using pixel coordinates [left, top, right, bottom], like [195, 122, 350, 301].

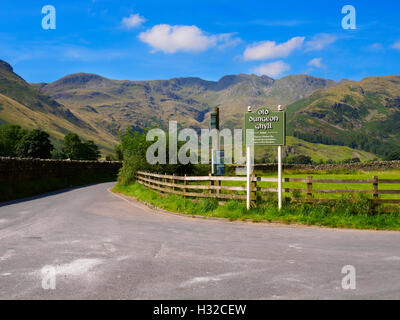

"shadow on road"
[0, 181, 116, 207]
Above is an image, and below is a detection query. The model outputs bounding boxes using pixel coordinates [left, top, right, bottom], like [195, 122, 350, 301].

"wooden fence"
[137, 171, 400, 205]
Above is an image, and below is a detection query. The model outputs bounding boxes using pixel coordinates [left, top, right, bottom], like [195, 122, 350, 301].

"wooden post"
[183, 174, 187, 199]
[372, 176, 379, 199]
[278, 145, 282, 210]
[246, 145, 251, 210]
[251, 174, 257, 206]
[172, 174, 175, 193]
[208, 173, 213, 198]
[373, 176, 379, 206]
[161, 173, 165, 194]
[307, 176, 313, 201]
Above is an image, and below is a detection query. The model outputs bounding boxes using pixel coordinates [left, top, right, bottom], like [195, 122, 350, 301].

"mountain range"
[34, 71, 336, 132]
[1, 58, 398, 160]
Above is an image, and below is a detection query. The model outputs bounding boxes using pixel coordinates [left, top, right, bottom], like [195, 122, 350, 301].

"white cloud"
[139, 24, 236, 53]
[121, 13, 146, 28]
[216, 33, 242, 50]
[305, 34, 336, 51]
[243, 37, 304, 61]
[252, 61, 291, 78]
[307, 57, 324, 68]
[391, 42, 400, 50]
[371, 43, 383, 49]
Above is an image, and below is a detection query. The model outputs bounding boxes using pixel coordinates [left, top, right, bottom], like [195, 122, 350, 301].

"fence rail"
[137, 171, 400, 205]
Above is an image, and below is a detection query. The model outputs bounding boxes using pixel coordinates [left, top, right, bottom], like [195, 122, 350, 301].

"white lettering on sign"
[257, 109, 270, 115]
[248, 116, 279, 123]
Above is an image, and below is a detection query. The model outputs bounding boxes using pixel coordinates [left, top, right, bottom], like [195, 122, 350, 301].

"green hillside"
[0, 60, 118, 153]
[286, 75, 400, 157]
[253, 136, 377, 162]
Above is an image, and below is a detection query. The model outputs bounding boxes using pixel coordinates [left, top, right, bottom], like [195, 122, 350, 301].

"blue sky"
[1, 0, 400, 83]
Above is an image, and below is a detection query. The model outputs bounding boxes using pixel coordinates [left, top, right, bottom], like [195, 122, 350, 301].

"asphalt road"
[0, 182, 400, 299]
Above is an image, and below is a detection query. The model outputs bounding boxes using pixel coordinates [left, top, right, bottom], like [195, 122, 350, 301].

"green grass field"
[216, 169, 400, 201]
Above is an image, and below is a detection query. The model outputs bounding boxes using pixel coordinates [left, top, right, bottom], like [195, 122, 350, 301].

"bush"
[386, 150, 400, 161]
[284, 155, 313, 164]
[118, 127, 195, 185]
[342, 157, 361, 164]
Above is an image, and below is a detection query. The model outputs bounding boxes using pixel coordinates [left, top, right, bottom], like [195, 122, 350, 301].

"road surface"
[0, 182, 400, 299]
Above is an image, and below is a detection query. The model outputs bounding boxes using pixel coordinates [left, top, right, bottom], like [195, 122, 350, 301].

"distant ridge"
[36, 71, 337, 133]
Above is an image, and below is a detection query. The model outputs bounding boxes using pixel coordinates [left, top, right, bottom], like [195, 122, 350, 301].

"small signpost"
[210, 107, 223, 176]
[244, 106, 286, 210]
[215, 150, 225, 176]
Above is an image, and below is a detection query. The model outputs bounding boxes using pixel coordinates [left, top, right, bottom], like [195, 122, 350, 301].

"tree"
[118, 127, 194, 185]
[15, 129, 53, 159]
[386, 150, 400, 161]
[62, 133, 82, 159]
[285, 155, 313, 165]
[0, 124, 28, 157]
[115, 144, 123, 161]
[51, 148, 66, 159]
[81, 140, 100, 160]
[62, 132, 100, 160]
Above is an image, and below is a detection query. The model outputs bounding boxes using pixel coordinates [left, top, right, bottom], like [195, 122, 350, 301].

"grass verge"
[113, 183, 400, 231]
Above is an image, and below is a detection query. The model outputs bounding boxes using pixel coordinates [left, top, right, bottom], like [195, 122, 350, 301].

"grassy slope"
[285, 136, 377, 161]
[0, 61, 119, 154]
[286, 75, 400, 155]
[0, 93, 118, 152]
[253, 136, 377, 162]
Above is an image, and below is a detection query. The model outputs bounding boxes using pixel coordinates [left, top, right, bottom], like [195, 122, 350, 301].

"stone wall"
[228, 161, 400, 173]
[1, 157, 122, 202]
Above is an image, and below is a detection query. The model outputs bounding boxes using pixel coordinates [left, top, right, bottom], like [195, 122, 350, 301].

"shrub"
[285, 155, 313, 164]
[118, 127, 195, 185]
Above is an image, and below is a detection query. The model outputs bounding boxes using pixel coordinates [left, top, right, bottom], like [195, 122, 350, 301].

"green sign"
[244, 107, 286, 146]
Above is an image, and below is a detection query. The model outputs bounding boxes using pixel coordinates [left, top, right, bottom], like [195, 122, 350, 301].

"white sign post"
[246, 145, 251, 210]
[277, 145, 282, 210]
[211, 149, 215, 175]
[277, 105, 283, 210]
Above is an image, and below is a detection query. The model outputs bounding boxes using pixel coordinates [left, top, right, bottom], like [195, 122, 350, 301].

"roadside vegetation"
[113, 183, 400, 231]
[117, 127, 197, 185]
[113, 127, 400, 230]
